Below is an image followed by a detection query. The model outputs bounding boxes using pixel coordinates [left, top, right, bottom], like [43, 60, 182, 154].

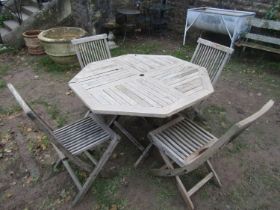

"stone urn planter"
[22, 30, 45, 55]
[38, 27, 87, 64]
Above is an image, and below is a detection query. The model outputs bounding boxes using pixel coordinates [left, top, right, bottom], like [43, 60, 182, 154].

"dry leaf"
[6, 192, 13, 198]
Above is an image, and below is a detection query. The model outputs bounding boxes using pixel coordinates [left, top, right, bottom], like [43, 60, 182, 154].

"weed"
[0, 64, 9, 77]
[111, 40, 162, 56]
[227, 137, 248, 153]
[202, 104, 232, 135]
[0, 105, 21, 116]
[38, 188, 73, 210]
[0, 45, 17, 54]
[27, 134, 49, 155]
[92, 166, 133, 209]
[0, 79, 5, 89]
[31, 99, 67, 128]
[150, 176, 177, 209]
[199, 190, 209, 200]
[35, 56, 78, 74]
[171, 48, 188, 60]
[0, 13, 13, 27]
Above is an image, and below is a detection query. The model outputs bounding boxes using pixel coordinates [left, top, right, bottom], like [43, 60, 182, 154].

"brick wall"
[167, 0, 190, 32]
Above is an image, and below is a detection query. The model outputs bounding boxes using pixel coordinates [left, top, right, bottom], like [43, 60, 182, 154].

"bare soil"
[0, 35, 279, 210]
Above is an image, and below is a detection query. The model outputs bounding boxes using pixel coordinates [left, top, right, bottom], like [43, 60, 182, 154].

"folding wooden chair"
[191, 38, 234, 86]
[140, 100, 274, 209]
[71, 34, 111, 68]
[7, 83, 120, 206]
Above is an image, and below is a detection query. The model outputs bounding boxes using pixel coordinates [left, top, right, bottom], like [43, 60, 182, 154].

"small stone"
[121, 177, 128, 186]
[112, 153, 118, 159]
[110, 166, 116, 170]
[65, 90, 73, 96]
[110, 204, 118, 210]
[34, 75, 39, 79]
[257, 92, 262, 96]
[4, 148, 12, 153]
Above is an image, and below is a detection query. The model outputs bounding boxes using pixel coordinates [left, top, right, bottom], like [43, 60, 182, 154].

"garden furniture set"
[8, 34, 274, 209]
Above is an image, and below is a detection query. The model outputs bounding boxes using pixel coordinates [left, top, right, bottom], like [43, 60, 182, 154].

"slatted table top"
[69, 54, 214, 118]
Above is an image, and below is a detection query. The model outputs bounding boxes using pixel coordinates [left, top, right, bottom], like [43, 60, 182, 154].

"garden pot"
[38, 27, 87, 64]
[22, 30, 45, 55]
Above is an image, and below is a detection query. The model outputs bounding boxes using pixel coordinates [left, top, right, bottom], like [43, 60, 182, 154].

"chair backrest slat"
[191, 38, 234, 86]
[71, 34, 111, 68]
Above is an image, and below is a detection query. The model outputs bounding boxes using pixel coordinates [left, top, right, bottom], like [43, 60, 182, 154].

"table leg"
[109, 115, 145, 152]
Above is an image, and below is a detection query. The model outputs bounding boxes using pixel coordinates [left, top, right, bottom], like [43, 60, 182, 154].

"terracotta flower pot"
[22, 30, 45, 55]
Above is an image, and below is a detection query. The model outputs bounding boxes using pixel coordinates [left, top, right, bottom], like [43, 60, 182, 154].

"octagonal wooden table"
[69, 54, 214, 152]
[69, 54, 213, 117]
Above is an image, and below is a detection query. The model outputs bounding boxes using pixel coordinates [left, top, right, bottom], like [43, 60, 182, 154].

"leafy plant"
[0, 11, 12, 26]
[0, 79, 5, 89]
[265, 0, 280, 20]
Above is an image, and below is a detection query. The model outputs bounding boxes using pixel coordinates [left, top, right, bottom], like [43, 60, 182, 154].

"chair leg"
[175, 176, 195, 210]
[134, 143, 153, 168]
[159, 151, 194, 210]
[53, 158, 62, 171]
[205, 160, 222, 187]
[72, 137, 119, 206]
[84, 151, 98, 165]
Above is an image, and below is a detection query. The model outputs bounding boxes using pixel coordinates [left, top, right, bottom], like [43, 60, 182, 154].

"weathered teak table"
[69, 54, 214, 152]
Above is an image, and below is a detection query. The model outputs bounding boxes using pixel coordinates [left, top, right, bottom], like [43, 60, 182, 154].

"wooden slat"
[236, 41, 280, 54]
[71, 34, 111, 68]
[197, 38, 234, 54]
[188, 172, 213, 196]
[245, 33, 280, 45]
[250, 18, 280, 30]
[149, 116, 219, 167]
[191, 39, 233, 86]
[71, 34, 108, 44]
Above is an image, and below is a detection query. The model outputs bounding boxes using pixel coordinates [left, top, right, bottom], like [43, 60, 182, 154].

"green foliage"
[36, 56, 78, 74]
[265, 0, 280, 20]
[92, 167, 132, 209]
[0, 79, 5, 89]
[0, 13, 12, 27]
[0, 105, 21, 116]
[0, 64, 9, 77]
[0, 45, 17, 54]
[111, 41, 162, 56]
